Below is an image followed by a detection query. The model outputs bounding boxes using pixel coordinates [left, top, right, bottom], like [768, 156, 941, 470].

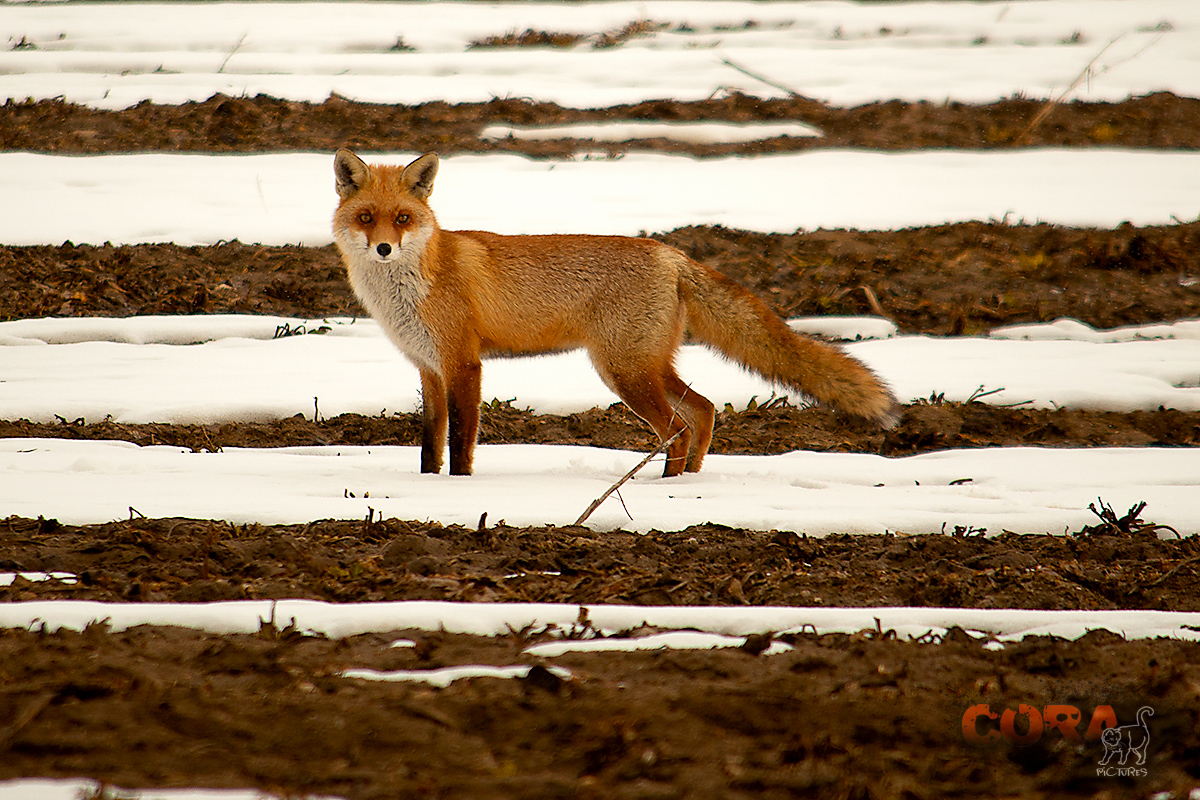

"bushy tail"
[678, 257, 900, 427]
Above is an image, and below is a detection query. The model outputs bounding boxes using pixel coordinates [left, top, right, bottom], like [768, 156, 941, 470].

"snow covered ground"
[3, 149, 1200, 246]
[1, 313, 1198, 533]
[3, 315, 1199, 424]
[7, 435, 1200, 534]
[6, 598, 1200, 645]
[0, 0, 1197, 109]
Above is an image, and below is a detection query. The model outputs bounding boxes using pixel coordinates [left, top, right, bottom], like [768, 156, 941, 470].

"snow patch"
[480, 121, 822, 143]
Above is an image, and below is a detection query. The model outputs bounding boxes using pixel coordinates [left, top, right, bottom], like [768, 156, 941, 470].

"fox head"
[332, 150, 439, 264]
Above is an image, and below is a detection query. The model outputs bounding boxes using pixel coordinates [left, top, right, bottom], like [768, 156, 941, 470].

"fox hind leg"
[664, 372, 715, 473]
[593, 359, 693, 477]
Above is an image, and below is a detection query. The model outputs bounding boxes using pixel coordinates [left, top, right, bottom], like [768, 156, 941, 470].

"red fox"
[332, 150, 899, 477]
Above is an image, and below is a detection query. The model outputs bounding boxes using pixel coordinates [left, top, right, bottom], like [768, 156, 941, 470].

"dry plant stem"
[573, 428, 684, 526]
[860, 285, 889, 319]
[1015, 31, 1166, 145]
[1016, 36, 1122, 144]
[218, 33, 247, 74]
[0, 692, 54, 749]
[1142, 554, 1200, 589]
[966, 384, 1005, 403]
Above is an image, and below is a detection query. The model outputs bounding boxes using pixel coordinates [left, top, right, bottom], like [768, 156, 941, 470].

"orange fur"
[333, 150, 899, 477]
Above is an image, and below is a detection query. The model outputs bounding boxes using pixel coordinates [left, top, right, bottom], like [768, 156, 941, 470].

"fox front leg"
[418, 368, 448, 473]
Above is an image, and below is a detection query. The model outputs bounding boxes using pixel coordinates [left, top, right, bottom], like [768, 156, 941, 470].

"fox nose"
[376, 242, 392, 258]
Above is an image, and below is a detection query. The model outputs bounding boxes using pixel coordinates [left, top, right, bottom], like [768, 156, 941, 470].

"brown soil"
[4, 515, 1199, 610]
[3, 402, 1200, 458]
[5, 220, 1200, 335]
[4, 620, 1198, 800]
[3, 94, 1200, 799]
[4, 515, 1200, 799]
[5, 92, 1200, 156]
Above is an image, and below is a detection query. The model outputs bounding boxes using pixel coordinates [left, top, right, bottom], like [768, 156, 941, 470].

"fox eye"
[357, 211, 373, 224]
[396, 213, 410, 224]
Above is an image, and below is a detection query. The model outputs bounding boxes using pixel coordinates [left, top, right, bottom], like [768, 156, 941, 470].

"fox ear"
[334, 149, 370, 199]
[401, 153, 439, 200]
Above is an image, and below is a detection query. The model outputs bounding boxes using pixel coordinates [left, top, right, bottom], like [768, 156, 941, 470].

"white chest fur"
[343, 236, 440, 373]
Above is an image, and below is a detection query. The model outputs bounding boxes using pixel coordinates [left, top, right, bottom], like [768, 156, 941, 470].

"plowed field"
[3, 94, 1200, 799]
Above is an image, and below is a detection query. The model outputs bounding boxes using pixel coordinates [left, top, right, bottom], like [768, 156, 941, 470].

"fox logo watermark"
[962, 703, 1154, 776]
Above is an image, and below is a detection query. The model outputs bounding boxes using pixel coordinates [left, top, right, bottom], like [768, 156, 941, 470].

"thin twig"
[615, 488, 633, 521]
[718, 56, 802, 98]
[573, 428, 684, 526]
[575, 386, 694, 526]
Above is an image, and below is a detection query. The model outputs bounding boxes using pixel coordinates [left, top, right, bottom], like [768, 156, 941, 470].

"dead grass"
[468, 29, 585, 49]
[469, 19, 667, 50]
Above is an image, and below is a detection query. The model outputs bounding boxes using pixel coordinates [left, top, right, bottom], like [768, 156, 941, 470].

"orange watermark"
[962, 703, 1119, 746]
